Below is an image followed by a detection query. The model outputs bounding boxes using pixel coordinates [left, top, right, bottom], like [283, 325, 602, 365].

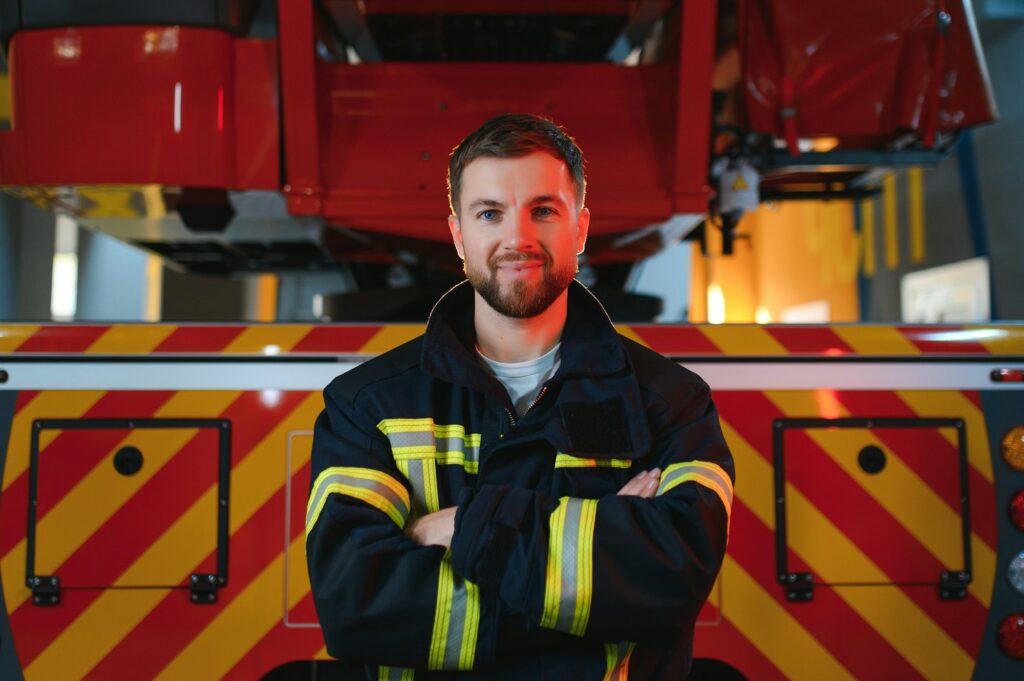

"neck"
[473, 289, 568, 363]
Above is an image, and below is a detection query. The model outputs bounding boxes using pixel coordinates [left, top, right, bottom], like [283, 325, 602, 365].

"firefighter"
[307, 113, 734, 679]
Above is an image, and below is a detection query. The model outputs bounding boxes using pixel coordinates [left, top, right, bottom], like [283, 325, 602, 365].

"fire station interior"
[1, 1, 1024, 681]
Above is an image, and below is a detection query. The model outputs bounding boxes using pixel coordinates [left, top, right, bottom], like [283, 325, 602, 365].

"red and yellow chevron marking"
[0, 388, 327, 680]
[695, 388, 998, 681]
[1, 323, 1022, 356]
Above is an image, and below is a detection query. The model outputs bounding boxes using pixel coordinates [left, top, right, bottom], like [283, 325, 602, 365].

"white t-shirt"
[477, 343, 561, 418]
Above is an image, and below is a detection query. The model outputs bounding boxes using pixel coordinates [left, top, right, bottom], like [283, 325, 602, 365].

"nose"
[501, 209, 538, 251]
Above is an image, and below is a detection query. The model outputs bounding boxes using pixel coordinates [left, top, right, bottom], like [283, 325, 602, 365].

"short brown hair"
[447, 113, 586, 216]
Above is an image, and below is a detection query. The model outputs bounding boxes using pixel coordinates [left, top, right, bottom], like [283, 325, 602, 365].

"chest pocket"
[552, 452, 635, 498]
[377, 418, 481, 516]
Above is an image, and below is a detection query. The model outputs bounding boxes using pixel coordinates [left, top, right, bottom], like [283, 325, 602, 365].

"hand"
[617, 468, 661, 498]
[404, 507, 457, 548]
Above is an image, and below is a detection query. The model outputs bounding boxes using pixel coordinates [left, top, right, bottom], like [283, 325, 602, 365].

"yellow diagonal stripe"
[700, 326, 787, 355]
[612, 325, 650, 348]
[719, 416, 974, 681]
[25, 391, 322, 680]
[1, 392, 237, 615]
[0, 325, 39, 352]
[765, 390, 994, 605]
[360, 325, 426, 355]
[719, 556, 855, 681]
[154, 535, 309, 681]
[831, 326, 920, 355]
[223, 325, 313, 354]
[2, 391, 106, 491]
[85, 325, 176, 354]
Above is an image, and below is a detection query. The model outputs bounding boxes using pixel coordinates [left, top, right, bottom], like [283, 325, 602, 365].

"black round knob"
[113, 446, 144, 476]
[858, 445, 887, 474]
[0, 369, 8, 384]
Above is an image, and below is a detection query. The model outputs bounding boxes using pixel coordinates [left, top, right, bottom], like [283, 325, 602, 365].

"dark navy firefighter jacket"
[307, 280, 734, 680]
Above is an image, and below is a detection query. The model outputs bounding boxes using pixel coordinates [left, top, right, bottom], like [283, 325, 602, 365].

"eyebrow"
[466, 195, 565, 211]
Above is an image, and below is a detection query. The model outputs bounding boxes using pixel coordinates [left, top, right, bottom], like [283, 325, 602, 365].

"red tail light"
[998, 613, 1024, 660]
[1011, 490, 1024, 532]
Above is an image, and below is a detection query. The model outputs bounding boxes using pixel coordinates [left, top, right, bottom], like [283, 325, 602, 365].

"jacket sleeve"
[306, 383, 498, 670]
[448, 377, 733, 645]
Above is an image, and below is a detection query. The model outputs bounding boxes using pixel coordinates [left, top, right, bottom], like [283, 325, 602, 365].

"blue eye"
[533, 206, 556, 218]
[478, 209, 499, 221]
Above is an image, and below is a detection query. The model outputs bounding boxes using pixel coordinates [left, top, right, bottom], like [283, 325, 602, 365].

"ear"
[448, 213, 465, 260]
[575, 206, 590, 255]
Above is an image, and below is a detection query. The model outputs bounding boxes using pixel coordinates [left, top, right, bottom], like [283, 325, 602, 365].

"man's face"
[448, 152, 589, 319]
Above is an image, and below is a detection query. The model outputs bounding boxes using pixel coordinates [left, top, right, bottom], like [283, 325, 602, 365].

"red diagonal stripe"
[153, 326, 246, 353]
[833, 391, 996, 551]
[12, 391, 40, 416]
[85, 462, 310, 681]
[290, 326, 381, 353]
[8, 390, 308, 670]
[14, 326, 109, 353]
[727, 496, 925, 680]
[1, 391, 174, 557]
[897, 326, 988, 355]
[627, 326, 722, 354]
[716, 392, 987, 655]
[764, 326, 854, 355]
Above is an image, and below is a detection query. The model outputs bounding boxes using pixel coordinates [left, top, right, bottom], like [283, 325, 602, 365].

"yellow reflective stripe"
[378, 665, 415, 680]
[603, 642, 636, 681]
[555, 454, 632, 469]
[429, 560, 454, 669]
[378, 418, 435, 434]
[541, 497, 598, 636]
[658, 461, 734, 514]
[460, 580, 481, 669]
[306, 467, 411, 535]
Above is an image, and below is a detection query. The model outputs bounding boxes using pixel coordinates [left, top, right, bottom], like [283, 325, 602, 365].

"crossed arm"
[404, 468, 663, 548]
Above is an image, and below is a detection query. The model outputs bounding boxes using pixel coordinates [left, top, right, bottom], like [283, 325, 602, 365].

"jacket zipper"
[503, 385, 549, 431]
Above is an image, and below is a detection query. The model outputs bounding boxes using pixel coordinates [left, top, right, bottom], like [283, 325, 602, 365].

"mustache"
[490, 253, 549, 267]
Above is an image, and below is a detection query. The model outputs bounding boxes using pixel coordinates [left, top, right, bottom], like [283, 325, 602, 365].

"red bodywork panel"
[741, 0, 997, 148]
[0, 27, 279, 189]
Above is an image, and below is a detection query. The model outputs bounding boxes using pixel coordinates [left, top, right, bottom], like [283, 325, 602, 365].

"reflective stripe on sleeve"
[378, 666, 414, 681]
[305, 467, 411, 535]
[554, 453, 632, 469]
[603, 642, 636, 681]
[428, 556, 481, 671]
[656, 460, 734, 518]
[540, 497, 598, 636]
[378, 418, 482, 474]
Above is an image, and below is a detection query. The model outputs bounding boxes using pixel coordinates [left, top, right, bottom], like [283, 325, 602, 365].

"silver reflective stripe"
[387, 431, 435, 449]
[442, 574, 469, 668]
[306, 470, 409, 529]
[555, 498, 584, 632]
[403, 459, 429, 517]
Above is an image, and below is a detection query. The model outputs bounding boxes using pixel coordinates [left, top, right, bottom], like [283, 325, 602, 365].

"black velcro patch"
[559, 398, 632, 455]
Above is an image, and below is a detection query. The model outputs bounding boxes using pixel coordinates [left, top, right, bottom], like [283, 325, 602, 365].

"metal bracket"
[190, 573, 223, 604]
[28, 575, 60, 606]
[780, 572, 814, 602]
[940, 570, 971, 601]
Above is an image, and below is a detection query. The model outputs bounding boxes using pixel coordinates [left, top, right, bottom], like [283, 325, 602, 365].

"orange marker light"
[1003, 426, 1024, 472]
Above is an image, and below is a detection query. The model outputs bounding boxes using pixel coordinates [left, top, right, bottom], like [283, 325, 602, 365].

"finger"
[617, 470, 649, 496]
[639, 474, 660, 498]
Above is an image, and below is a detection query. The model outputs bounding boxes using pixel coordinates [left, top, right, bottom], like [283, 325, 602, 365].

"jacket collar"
[421, 279, 627, 388]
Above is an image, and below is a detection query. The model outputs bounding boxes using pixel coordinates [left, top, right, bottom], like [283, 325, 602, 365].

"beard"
[465, 251, 577, 319]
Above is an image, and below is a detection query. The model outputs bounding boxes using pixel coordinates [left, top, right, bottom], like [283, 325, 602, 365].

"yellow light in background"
[144, 255, 163, 322]
[707, 284, 726, 325]
[811, 137, 839, 152]
[51, 213, 79, 321]
[755, 307, 772, 324]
